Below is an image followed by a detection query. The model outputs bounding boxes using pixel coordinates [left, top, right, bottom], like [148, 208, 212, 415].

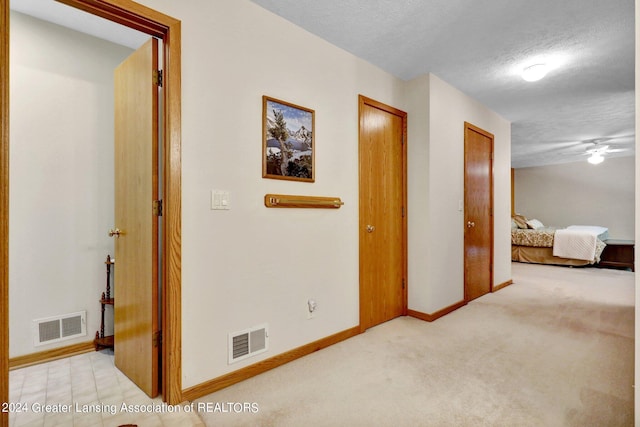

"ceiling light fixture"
[587, 152, 604, 165]
[586, 143, 609, 164]
[522, 64, 548, 82]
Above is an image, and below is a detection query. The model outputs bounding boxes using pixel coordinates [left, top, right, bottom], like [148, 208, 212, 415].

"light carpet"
[194, 262, 634, 426]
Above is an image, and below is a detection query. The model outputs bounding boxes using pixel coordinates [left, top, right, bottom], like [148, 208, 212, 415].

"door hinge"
[153, 199, 163, 216]
[153, 70, 163, 87]
[153, 331, 162, 348]
[402, 206, 405, 217]
[402, 279, 405, 289]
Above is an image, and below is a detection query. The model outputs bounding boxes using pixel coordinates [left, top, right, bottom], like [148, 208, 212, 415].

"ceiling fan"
[517, 134, 634, 166]
[583, 139, 628, 164]
[547, 135, 632, 162]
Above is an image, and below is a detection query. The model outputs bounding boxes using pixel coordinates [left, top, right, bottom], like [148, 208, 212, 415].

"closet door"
[464, 122, 494, 301]
[359, 95, 407, 330]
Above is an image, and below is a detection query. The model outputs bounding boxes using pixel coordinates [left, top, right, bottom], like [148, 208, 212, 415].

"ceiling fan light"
[588, 153, 604, 164]
[522, 64, 548, 82]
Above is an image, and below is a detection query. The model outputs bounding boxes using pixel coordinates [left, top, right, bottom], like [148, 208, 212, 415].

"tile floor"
[8, 350, 204, 427]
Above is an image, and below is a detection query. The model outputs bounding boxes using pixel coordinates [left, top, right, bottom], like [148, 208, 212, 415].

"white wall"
[405, 74, 431, 313]
[406, 74, 512, 314]
[9, 12, 131, 357]
[514, 157, 635, 240]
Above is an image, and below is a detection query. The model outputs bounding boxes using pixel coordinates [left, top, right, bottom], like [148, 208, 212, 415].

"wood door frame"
[358, 95, 408, 331]
[0, 0, 183, 415]
[1, 2, 9, 425]
[463, 121, 494, 301]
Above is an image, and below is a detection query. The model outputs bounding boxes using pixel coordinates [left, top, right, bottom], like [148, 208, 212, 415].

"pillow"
[526, 219, 544, 230]
[511, 219, 518, 229]
[512, 214, 528, 229]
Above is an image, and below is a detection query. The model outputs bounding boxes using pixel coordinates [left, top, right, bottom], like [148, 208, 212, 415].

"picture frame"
[262, 96, 315, 182]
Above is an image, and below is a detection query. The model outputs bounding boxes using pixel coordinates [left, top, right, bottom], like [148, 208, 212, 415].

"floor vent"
[33, 311, 86, 346]
[228, 324, 268, 364]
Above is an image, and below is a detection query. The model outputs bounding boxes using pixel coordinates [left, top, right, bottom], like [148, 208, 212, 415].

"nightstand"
[598, 239, 634, 271]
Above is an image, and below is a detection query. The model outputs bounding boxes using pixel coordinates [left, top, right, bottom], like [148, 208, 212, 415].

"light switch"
[211, 190, 231, 210]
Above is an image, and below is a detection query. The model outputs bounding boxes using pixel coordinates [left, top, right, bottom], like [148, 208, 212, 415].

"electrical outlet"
[307, 299, 317, 319]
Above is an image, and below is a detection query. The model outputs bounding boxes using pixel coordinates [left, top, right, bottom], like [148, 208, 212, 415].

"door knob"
[366, 225, 375, 233]
[109, 228, 123, 238]
[466, 221, 475, 228]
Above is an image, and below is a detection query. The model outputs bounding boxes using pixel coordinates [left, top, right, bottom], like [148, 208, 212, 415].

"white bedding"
[552, 225, 608, 261]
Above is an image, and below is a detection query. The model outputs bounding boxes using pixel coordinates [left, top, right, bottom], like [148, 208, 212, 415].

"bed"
[511, 216, 608, 267]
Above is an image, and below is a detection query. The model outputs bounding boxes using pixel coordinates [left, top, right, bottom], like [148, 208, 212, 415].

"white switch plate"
[211, 190, 231, 210]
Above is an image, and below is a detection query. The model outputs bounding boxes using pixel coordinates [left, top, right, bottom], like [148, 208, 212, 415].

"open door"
[112, 38, 160, 397]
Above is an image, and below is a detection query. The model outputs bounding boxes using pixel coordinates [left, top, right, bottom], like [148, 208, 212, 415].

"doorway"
[463, 122, 494, 301]
[0, 1, 183, 418]
[358, 95, 408, 331]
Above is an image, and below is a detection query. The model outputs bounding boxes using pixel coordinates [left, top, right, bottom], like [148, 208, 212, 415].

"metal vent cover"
[228, 324, 268, 364]
[38, 320, 61, 343]
[232, 333, 249, 360]
[33, 311, 86, 346]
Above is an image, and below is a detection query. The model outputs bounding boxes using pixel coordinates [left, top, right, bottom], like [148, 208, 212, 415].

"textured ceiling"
[11, 0, 634, 168]
[249, 0, 635, 168]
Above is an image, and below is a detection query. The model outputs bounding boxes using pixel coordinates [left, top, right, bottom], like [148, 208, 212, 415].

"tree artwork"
[263, 96, 315, 182]
[268, 109, 292, 176]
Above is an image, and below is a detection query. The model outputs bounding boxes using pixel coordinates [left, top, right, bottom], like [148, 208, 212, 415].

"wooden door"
[113, 38, 160, 397]
[464, 122, 493, 302]
[359, 95, 407, 331]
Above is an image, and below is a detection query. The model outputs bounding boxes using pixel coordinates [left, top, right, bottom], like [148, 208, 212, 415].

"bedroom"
[512, 156, 635, 268]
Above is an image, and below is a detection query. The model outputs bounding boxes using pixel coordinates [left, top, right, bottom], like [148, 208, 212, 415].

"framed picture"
[262, 96, 315, 182]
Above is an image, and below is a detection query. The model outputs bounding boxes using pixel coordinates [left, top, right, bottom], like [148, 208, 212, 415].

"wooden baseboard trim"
[9, 341, 95, 370]
[408, 300, 467, 322]
[492, 279, 513, 292]
[181, 325, 361, 402]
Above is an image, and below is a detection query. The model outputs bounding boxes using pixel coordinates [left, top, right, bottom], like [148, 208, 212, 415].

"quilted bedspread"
[511, 228, 556, 247]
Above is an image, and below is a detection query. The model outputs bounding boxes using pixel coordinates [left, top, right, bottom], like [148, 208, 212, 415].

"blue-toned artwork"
[263, 96, 315, 182]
